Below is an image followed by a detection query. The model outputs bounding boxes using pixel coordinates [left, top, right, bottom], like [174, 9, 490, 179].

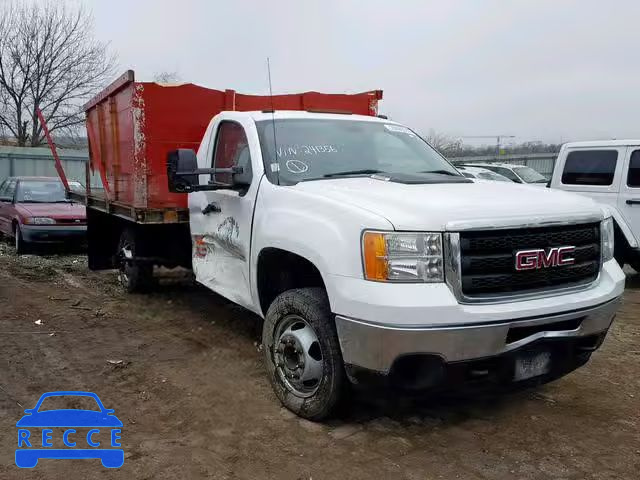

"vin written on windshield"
[256, 119, 460, 185]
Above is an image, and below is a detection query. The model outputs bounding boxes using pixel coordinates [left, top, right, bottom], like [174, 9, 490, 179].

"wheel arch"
[256, 247, 329, 316]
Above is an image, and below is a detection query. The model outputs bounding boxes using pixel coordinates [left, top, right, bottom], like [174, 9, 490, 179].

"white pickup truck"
[166, 111, 625, 419]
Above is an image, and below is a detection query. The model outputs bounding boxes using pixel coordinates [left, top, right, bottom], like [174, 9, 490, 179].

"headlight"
[362, 231, 444, 282]
[24, 217, 56, 225]
[601, 217, 614, 262]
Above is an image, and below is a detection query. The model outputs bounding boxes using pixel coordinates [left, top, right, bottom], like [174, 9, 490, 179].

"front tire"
[14, 224, 29, 254]
[262, 288, 346, 420]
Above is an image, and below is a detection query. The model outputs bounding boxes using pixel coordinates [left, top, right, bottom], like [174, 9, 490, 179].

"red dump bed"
[84, 70, 383, 211]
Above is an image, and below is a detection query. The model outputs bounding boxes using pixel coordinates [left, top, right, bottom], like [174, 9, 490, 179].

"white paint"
[550, 140, 640, 248]
[189, 112, 263, 312]
[292, 175, 602, 232]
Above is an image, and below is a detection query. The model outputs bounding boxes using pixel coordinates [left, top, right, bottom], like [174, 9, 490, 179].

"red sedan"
[0, 176, 86, 253]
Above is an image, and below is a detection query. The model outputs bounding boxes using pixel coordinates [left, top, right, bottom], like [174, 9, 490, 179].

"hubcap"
[273, 315, 323, 397]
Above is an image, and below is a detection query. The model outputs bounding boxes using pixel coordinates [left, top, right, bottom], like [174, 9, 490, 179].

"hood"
[293, 178, 602, 231]
[17, 202, 86, 219]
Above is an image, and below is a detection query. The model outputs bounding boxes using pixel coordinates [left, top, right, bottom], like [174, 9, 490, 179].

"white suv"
[549, 140, 640, 271]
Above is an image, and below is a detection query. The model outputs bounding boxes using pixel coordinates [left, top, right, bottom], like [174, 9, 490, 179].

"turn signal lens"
[601, 217, 614, 262]
[362, 231, 388, 281]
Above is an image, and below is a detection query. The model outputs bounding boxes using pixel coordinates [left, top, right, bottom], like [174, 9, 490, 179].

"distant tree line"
[424, 129, 561, 158]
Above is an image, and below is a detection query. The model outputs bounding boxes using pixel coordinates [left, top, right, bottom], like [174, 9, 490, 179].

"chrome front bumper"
[334, 296, 621, 374]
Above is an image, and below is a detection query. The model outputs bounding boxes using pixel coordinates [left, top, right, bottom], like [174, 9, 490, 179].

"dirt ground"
[0, 241, 638, 480]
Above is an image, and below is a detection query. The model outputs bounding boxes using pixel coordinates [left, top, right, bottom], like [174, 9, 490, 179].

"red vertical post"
[36, 108, 70, 192]
[224, 89, 236, 110]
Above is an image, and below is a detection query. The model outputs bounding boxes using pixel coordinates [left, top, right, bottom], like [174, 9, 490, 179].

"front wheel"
[262, 288, 346, 421]
[14, 224, 29, 254]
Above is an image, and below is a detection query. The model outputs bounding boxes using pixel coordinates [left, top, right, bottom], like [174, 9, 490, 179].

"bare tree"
[153, 71, 181, 83]
[0, 2, 116, 146]
[425, 129, 462, 157]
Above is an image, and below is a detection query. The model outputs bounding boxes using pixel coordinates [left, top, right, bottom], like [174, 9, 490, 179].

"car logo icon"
[15, 391, 123, 468]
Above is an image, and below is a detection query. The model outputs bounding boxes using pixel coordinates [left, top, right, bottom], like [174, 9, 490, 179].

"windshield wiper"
[321, 169, 384, 178]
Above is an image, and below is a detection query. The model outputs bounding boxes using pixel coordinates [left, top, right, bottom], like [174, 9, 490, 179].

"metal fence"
[0, 146, 89, 185]
[449, 153, 557, 178]
[0, 146, 558, 187]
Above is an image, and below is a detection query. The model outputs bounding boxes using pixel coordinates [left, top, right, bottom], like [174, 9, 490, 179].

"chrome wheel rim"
[273, 315, 323, 397]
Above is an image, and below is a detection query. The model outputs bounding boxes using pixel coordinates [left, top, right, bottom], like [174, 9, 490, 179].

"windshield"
[513, 166, 547, 183]
[256, 119, 460, 185]
[478, 171, 511, 182]
[16, 180, 68, 203]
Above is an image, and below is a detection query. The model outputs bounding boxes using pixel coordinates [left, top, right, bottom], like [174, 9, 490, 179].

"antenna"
[267, 57, 280, 185]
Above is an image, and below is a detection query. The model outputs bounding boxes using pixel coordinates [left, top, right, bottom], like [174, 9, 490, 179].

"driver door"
[189, 119, 258, 310]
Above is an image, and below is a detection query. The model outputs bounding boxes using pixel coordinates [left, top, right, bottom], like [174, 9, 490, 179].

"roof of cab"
[564, 139, 640, 148]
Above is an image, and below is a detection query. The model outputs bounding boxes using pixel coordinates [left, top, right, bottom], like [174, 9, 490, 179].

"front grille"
[459, 223, 600, 297]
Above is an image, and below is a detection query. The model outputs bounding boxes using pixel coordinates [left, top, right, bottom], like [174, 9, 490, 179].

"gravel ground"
[0, 241, 639, 479]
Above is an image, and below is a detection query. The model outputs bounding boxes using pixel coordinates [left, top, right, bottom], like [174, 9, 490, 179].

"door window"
[562, 150, 618, 186]
[627, 150, 640, 187]
[212, 122, 252, 186]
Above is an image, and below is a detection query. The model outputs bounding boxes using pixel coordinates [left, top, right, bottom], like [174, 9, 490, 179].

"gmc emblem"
[515, 246, 576, 271]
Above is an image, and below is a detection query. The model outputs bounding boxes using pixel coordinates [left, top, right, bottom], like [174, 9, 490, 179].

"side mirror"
[167, 149, 199, 193]
[24, 408, 34, 414]
[167, 148, 246, 193]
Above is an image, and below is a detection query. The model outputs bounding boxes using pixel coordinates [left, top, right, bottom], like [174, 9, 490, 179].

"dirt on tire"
[0, 241, 639, 479]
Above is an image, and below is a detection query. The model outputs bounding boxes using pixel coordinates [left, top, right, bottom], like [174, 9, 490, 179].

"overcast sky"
[85, 0, 640, 145]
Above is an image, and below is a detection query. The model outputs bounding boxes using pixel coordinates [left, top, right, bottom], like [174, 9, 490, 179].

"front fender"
[605, 205, 638, 249]
[251, 183, 392, 312]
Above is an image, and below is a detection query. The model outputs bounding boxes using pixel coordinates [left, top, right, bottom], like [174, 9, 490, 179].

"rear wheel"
[117, 228, 154, 293]
[262, 288, 346, 420]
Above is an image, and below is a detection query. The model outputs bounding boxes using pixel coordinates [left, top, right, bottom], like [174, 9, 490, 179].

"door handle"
[201, 202, 221, 215]
[626, 199, 640, 205]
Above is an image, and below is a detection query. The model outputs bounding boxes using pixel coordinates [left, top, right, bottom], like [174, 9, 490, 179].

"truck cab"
[168, 110, 625, 420]
[549, 140, 640, 271]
